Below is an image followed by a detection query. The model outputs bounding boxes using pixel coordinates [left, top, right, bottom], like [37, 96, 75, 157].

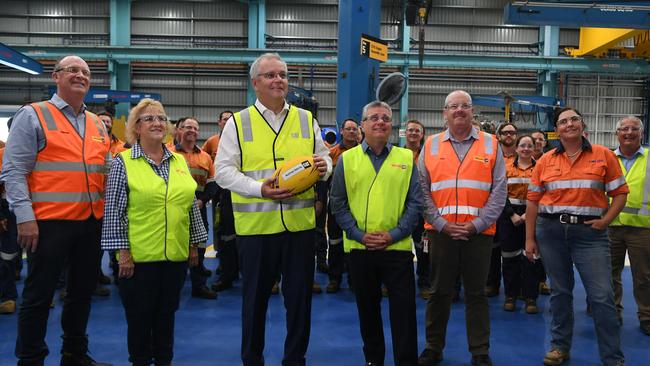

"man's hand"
[118, 249, 135, 279]
[18, 220, 39, 253]
[188, 246, 199, 267]
[261, 177, 294, 200]
[584, 218, 609, 231]
[441, 223, 472, 241]
[362, 231, 393, 251]
[313, 155, 327, 178]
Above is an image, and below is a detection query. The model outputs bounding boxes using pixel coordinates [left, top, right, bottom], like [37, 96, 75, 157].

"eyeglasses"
[343, 127, 358, 131]
[499, 130, 517, 136]
[257, 71, 288, 80]
[364, 114, 392, 123]
[54, 66, 91, 77]
[406, 128, 423, 133]
[617, 126, 641, 133]
[444, 103, 472, 110]
[557, 115, 583, 126]
[138, 115, 168, 123]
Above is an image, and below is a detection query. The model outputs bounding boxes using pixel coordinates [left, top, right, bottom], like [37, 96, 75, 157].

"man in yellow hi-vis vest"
[214, 53, 332, 366]
[610, 116, 650, 336]
[330, 101, 423, 366]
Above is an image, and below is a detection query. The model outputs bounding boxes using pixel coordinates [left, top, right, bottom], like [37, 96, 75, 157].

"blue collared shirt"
[329, 141, 423, 245]
[0, 94, 107, 223]
[614, 145, 645, 173]
[101, 142, 208, 251]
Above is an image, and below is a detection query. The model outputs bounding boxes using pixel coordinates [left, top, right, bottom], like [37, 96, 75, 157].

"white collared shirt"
[214, 99, 332, 198]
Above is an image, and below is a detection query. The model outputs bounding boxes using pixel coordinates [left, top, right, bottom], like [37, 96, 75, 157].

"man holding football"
[214, 52, 332, 366]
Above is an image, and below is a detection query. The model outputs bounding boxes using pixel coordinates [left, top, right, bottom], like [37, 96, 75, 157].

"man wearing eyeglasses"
[418, 90, 506, 366]
[1, 55, 112, 366]
[330, 101, 422, 366]
[214, 53, 332, 366]
[610, 116, 650, 336]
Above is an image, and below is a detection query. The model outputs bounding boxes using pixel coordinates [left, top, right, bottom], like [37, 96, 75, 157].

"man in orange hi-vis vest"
[417, 90, 506, 366]
[0, 55, 112, 366]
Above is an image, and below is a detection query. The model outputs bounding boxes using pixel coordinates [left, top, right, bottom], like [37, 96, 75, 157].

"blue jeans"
[536, 217, 624, 366]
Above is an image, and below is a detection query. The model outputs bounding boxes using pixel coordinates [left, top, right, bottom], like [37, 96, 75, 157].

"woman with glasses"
[525, 107, 628, 366]
[101, 98, 208, 366]
[498, 135, 542, 314]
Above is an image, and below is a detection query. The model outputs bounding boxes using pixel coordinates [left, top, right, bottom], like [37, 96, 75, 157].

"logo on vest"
[92, 136, 106, 143]
[291, 132, 299, 138]
[390, 163, 408, 170]
[473, 156, 489, 163]
[174, 168, 187, 175]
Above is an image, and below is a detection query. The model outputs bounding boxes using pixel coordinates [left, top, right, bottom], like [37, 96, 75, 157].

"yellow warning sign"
[360, 33, 388, 62]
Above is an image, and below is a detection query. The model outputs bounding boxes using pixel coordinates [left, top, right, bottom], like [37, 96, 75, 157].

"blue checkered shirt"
[101, 142, 208, 251]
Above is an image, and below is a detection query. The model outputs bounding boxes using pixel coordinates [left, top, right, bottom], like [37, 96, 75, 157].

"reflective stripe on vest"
[539, 204, 604, 216]
[231, 105, 315, 235]
[509, 198, 527, 205]
[507, 177, 530, 185]
[431, 179, 492, 192]
[342, 145, 413, 252]
[122, 150, 197, 262]
[27, 102, 109, 220]
[614, 148, 650, 224]
[545, 179, 604, 191]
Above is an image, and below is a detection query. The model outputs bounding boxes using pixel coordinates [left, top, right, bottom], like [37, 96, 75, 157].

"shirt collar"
[51, 93, 87, 115]
[361, 140, 392, 154]
[554, 137, 592, 155]
[614, 145, 644, 159]
[442, 127, 479, 142]
[255, 99, 289, 116]
[130, 141, 175, 162]
[174, 143, 201, 154]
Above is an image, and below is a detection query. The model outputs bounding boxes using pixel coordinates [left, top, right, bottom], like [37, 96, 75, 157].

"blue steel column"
[398, 4, 410, 147]
[538, 26, 559, 130]
[109, 0, 131, 119]
[247, 0, 266, 106]
[336, 0, 381, 128]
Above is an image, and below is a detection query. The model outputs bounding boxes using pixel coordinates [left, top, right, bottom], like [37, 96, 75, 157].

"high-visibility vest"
[612, 147, 650, 227]
[121, 149, 197, 262]
[230, 105, 316, 235]
[423, 131, 498, 235]
[506, 160, 534, 206]
[341, 145, 413, 252]
[27, 101, 110, 221]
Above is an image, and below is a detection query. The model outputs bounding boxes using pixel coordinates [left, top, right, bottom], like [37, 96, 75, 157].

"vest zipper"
[163, 178, 170, 261]
[453, 139, 476, 224]
[80, 124, 93, 217]
[364, 170, 380, 233]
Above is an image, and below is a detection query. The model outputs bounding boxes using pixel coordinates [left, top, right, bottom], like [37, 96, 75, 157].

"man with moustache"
[330, 101, 422, 366]
[214, 53, 332, 366]
[1, 55, 111, 366]
[418, 90, 506, 366]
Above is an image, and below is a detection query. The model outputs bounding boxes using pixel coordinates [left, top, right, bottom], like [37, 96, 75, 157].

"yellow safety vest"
[121, 149, 197, 262]
[612, 147, 650, 228]
[231, 105, 316, 235]
[342, 145, 413, 252]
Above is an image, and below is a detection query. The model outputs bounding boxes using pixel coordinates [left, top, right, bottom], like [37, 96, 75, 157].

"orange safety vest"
[423, 131, 498, 235]
[170, 145, 214, 192]
[27, 101, 110, 221]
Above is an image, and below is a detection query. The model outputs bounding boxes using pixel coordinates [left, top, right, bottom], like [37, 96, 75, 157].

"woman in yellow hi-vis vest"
[101, 99, 207, 366]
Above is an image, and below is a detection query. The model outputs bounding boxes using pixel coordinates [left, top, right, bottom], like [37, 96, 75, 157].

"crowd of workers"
[0, 52, 648, 366]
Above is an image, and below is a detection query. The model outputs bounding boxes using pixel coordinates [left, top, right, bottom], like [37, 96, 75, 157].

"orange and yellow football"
[273, 155, 320, 193]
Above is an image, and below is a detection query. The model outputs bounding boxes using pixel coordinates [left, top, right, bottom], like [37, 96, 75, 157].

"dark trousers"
[1, 207, 19, 302]
[349, 250, 417, 366]
[190, 205, 209, 289]
[424, 232, 492, 356]
[315, 210, 327, 268]
[413, 216, 429, 289]
[326, 208, 345, 284]
[216, 190, 238, 284]
[118, 261, 187, 365]
[16, 218, 102, 365]
[486, 245, 501, 290]
[502, 255, 542, 299]
[237, 230, 315, 366]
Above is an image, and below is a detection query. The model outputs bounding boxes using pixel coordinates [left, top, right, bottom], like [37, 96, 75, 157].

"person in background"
[609, 116, 650, 336]
[325, 118, 359, 293]
[525, 107, 627, 366]
[404, 119, 430, 299]
[418, 90, 505, 366]
[0, 134, 19, 315]
[2, 55, 112, 366]
[172, 117, 218, 300]
[214, 52, 331, 366]
[98, 110, 127, 158]
[202, 110, 233, 162]
[102, 98, 207, 366]
[498, 135, 542, 314]
[531, 130, 549, 160]
[331, 101, 422, 366]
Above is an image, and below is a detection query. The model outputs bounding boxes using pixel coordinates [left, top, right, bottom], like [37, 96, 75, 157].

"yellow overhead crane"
[565, 27, 650, 58]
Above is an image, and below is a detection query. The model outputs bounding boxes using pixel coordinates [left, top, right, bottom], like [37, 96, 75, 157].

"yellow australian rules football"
[273, 155, 320, 194]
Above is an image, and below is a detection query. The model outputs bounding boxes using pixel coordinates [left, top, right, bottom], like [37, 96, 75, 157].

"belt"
[538, 213, 600, 224]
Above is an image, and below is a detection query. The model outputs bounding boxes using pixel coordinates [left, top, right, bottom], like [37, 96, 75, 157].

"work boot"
[543, 349, 570, 366]
[0, 300, 16, 314]
[503, 296, 516, 312]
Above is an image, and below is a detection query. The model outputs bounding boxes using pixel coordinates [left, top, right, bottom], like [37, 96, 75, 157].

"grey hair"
[444, 90, 473, 107]
[249, 52, 287, 80]
[616, 115, 644, 133]
[361, 101, 392, 121]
